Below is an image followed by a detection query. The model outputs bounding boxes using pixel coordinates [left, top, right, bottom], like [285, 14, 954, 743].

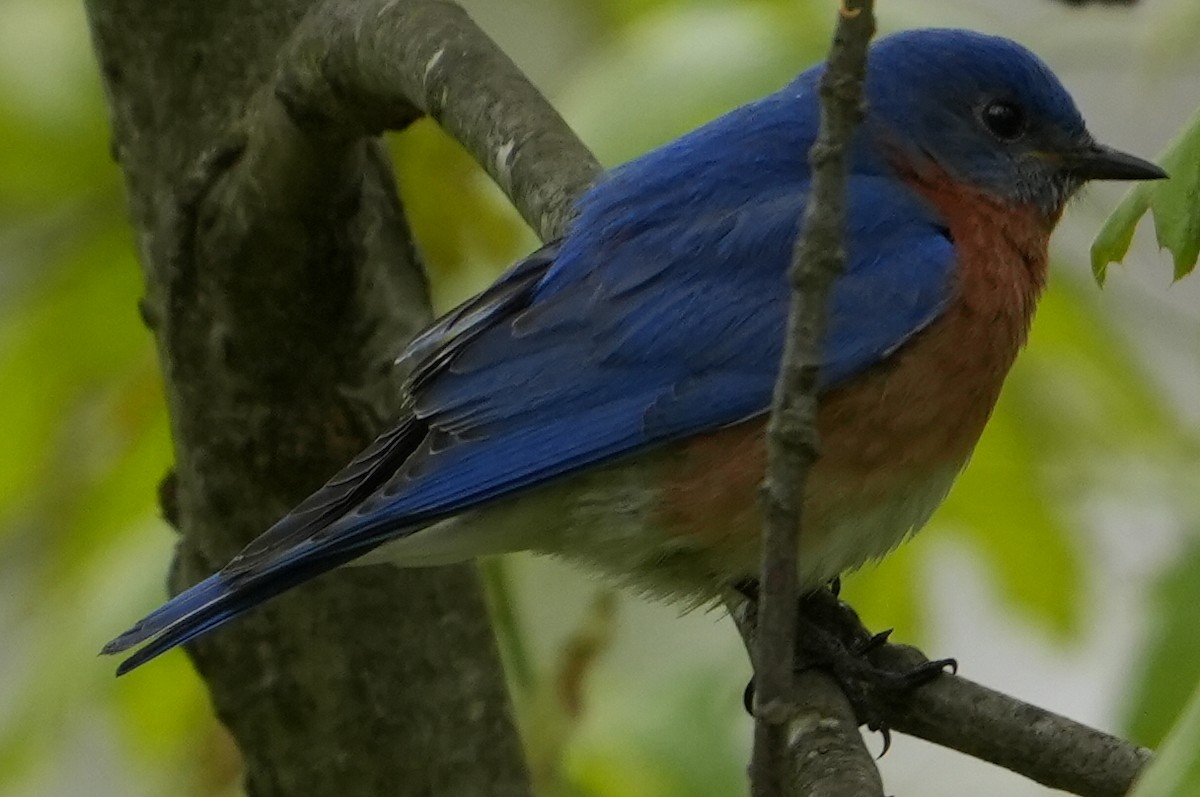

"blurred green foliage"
[1127, 679, 1200, 797]
[1, 0, 1197, 795]
[1125, 536, 1200, 749]
[390, 120, 536, 310]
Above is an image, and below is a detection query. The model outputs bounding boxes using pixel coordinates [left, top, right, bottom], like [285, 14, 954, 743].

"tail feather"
[103, 244, 564, 675]
[103, 418, 428, 675]
[111, 580, 240, 676]
[104, 538, 373, 675]
[102, 574, 228, 656]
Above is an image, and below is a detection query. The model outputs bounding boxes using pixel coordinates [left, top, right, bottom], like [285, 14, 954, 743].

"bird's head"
[862, 29, 1166, 218]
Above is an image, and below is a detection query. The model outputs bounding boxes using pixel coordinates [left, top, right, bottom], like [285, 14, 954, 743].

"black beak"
[1060, 142, 1168, 182]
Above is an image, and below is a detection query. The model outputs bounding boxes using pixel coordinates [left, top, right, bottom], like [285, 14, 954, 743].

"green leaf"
[1021, 279, 1181, 452]
[0, 218, 150, 523]
[559, 3, 830, 167]
[936, 392, 1083, 637]
[389, 121, 534, 311]
[840, 533, 926, 643]
[567, 669, 746, 797]
[1124, 538, 1200, 748]
[0, 0, 117, 214]
[1128, 678, 1200, 797]
[1092, 106, 1200, 283]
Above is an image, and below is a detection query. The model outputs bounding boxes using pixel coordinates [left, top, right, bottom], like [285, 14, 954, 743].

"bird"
[104, 28, 1166, 675]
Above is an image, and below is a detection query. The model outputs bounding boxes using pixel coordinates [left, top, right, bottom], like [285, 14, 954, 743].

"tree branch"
[86, 1, 570, 794]
[733, 587, 1151, 797]
[752, 2, 877, 796]
[274, 0, 602, 241]
[788, 669, 887, 797]
[872, 642, 1151, 797]
[731, 602, 885, 797]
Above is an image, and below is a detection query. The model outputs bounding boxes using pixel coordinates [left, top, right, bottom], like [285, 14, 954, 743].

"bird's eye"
[980, 100, 1026, 141]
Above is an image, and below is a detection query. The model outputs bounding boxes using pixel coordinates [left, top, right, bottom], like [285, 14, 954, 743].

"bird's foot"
[794, 588, 956, 749]
[740, 584, 955, 751]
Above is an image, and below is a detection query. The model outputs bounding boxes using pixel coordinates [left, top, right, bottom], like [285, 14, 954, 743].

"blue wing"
[356, 180, 954, 520]
[105, 102, 955, 673]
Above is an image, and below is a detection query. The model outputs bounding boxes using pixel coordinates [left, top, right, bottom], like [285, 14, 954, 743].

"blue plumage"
[107, 28, 1158, 674]
[106, 173, 953, 673]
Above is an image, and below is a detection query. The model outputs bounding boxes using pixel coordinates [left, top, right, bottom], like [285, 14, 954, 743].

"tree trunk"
[84, 2, 532, 794]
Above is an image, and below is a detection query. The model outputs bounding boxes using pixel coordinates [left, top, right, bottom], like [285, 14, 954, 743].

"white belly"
[357, 456, 961, 604]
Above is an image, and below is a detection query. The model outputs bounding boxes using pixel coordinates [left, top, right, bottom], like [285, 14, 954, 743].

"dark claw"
[828, 576, 842, 597]
[885, 656, 957, 689]
[874, 724, 893, 758]
[791, 590, 954, 731]
[933, 657, 958, 676]
[737, 587, 955, 741]
[859, 628, 893, 655]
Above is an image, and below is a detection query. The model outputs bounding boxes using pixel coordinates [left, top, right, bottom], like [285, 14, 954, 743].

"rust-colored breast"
[815, 174, 1051, 485]
[657, 176, 1052, 573]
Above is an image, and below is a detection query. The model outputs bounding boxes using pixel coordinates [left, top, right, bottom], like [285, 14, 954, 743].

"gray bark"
[875, 643, 1152, 797]
[85, 1, 531, 794]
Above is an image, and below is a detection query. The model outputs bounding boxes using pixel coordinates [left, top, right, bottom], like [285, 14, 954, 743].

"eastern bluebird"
[105, 28, 1166, 673]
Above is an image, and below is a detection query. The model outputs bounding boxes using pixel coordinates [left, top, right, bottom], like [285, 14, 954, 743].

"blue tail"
[103, 246, 563, 674]
[101, 539, 375, 675]
[103, 417, 427, 675]
[102, 574, 237, 674]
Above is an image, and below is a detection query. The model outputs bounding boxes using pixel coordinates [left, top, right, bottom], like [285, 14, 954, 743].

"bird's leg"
[738, 581, 955, 747]
[789, 587, 955, 746]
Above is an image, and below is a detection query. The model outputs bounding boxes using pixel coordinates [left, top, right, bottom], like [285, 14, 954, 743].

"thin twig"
[752, 1, 877, 796]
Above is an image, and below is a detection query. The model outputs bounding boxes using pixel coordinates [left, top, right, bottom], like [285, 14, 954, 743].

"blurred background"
[1, 0, 1198, 794]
